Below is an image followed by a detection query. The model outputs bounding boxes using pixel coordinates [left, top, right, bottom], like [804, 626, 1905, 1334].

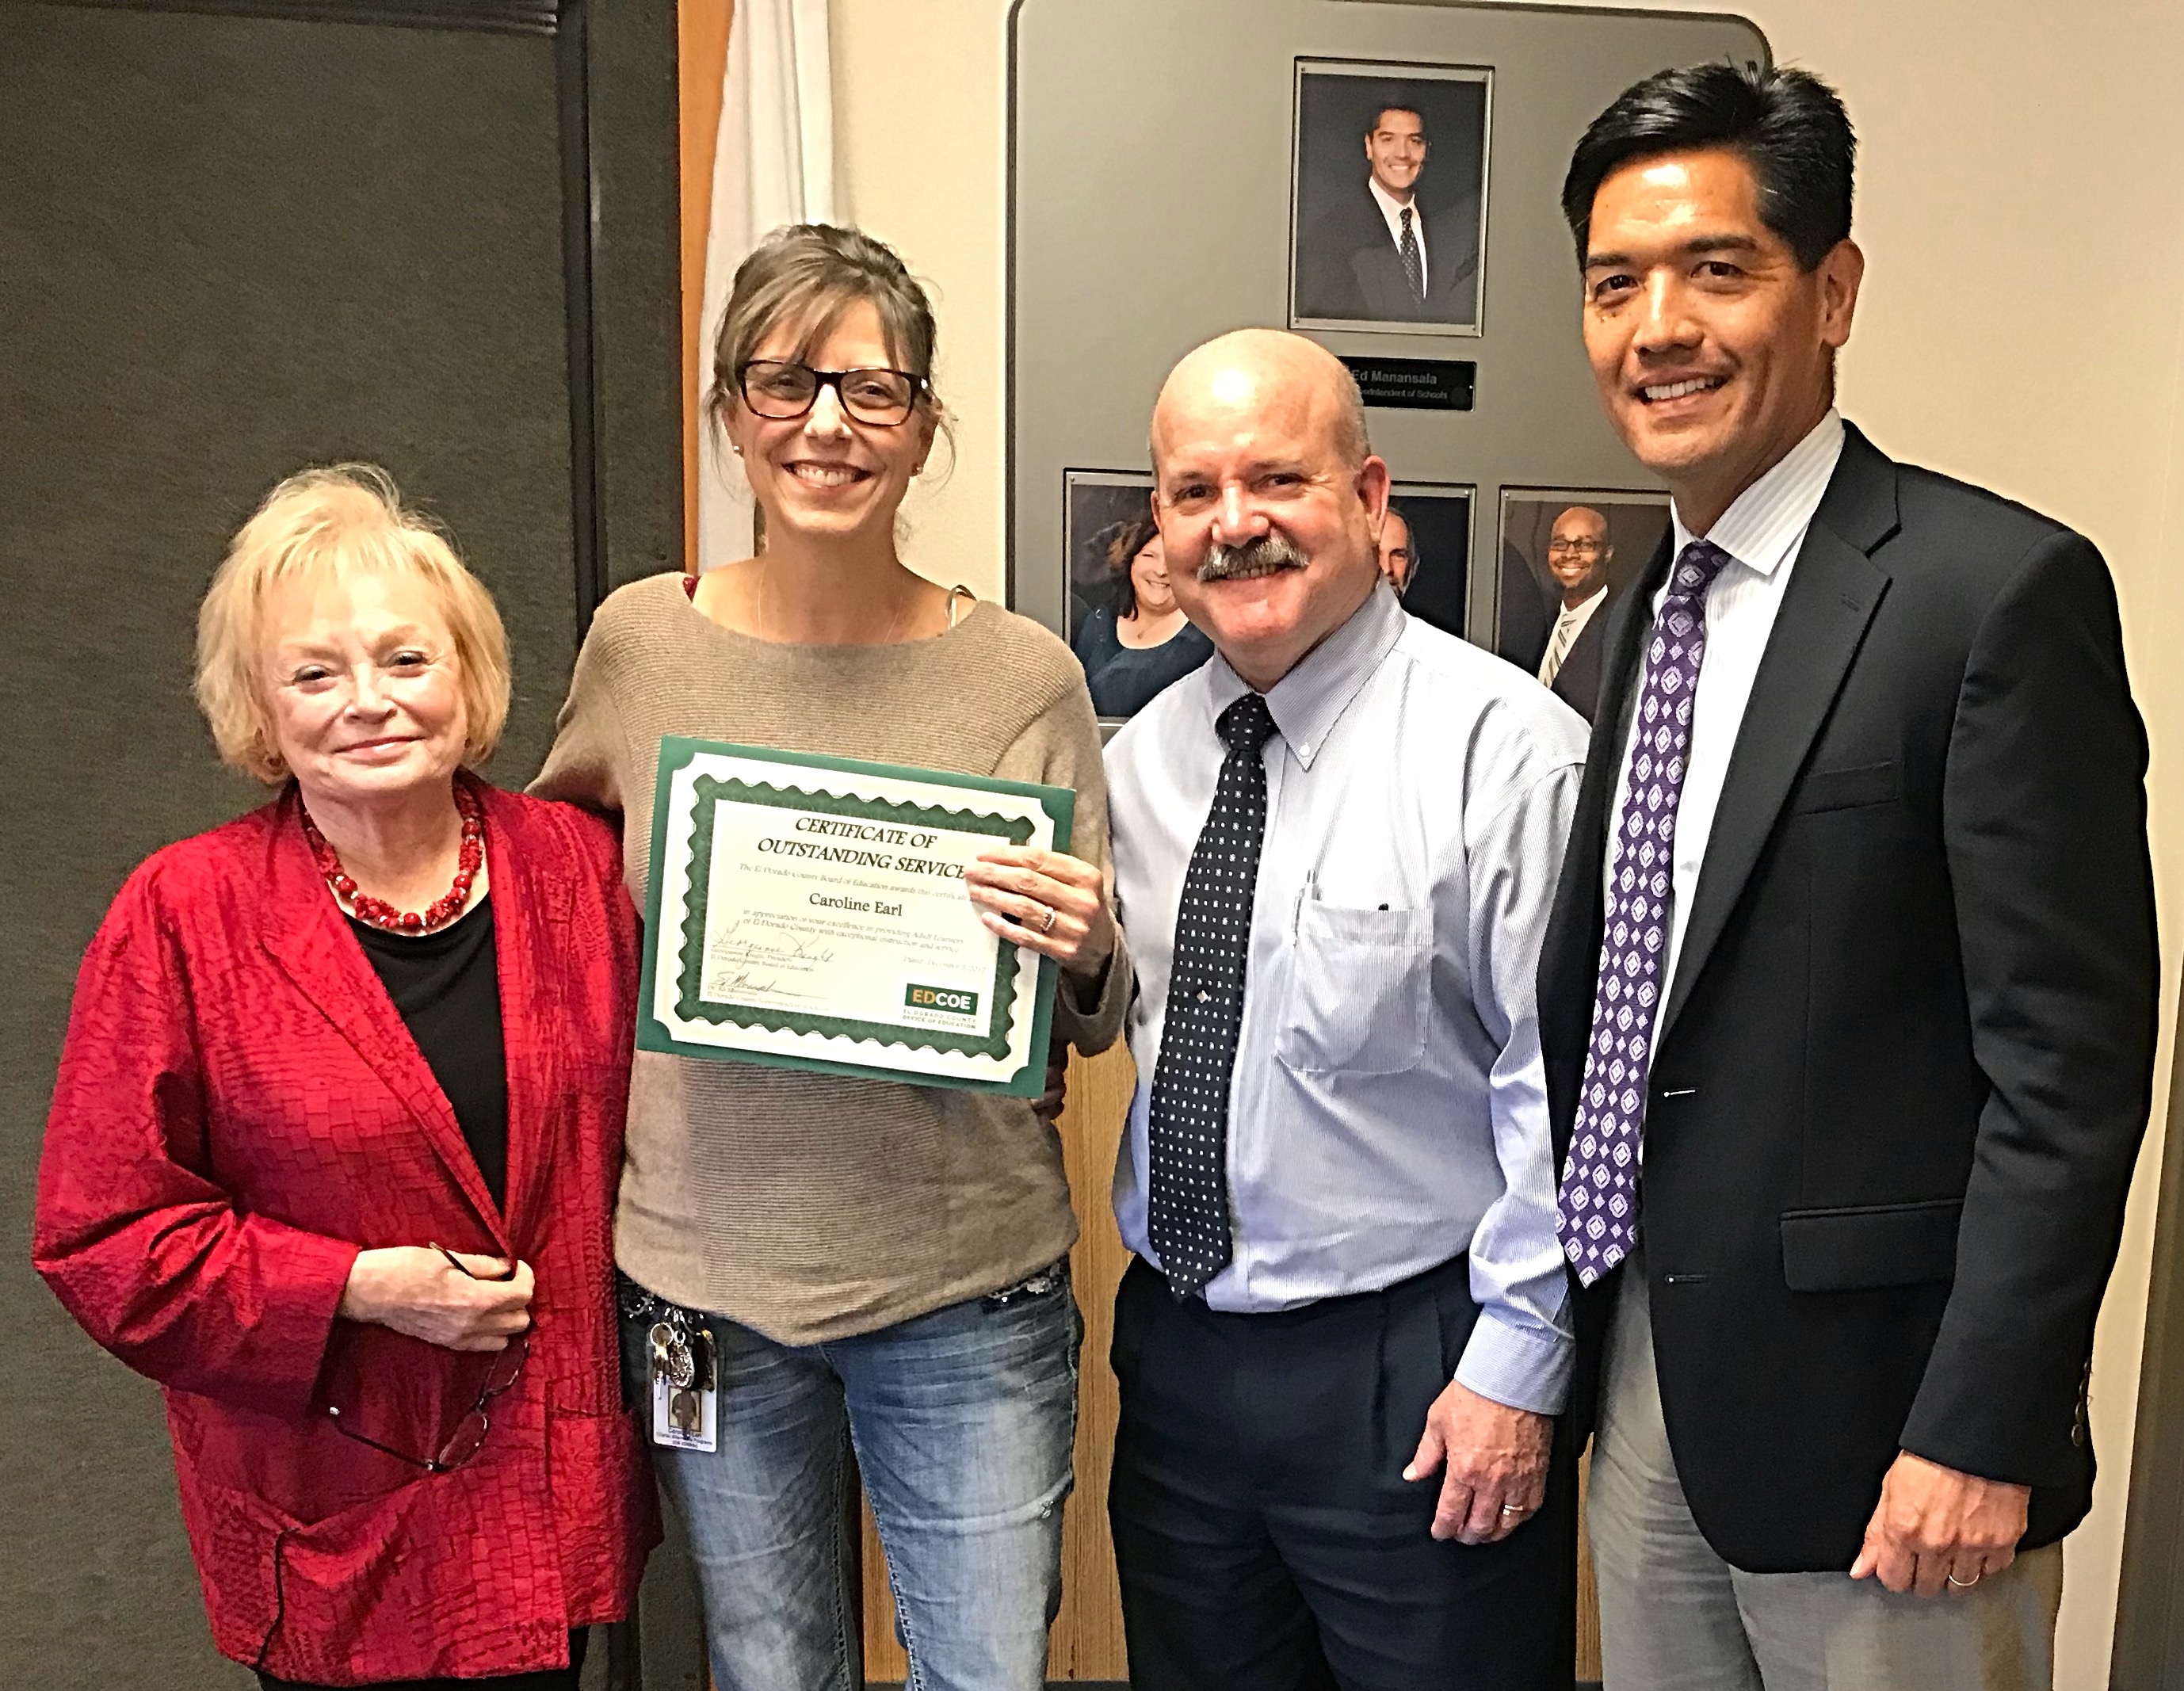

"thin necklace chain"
[751, 561, 967, 644]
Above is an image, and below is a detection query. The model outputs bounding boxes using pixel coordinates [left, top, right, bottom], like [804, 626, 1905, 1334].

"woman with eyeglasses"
[532, 223, 1129, 1691]
[33, 468, 653, 1689]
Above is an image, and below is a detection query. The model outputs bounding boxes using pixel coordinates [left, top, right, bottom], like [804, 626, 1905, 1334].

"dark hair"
[1107, 513, 1161, 620]
[707, 223, 945, 433]
[1561, 63, 1855, 271]
[1365, 97, 1427, 142]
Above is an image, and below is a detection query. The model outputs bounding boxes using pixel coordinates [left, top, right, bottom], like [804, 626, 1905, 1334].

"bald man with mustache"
[1101, 329, 1590, 1690]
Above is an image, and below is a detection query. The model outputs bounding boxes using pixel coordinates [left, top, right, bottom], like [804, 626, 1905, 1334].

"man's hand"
[1403, 1379, 1552, 1544]
[1848, 1451, 2029, 1597]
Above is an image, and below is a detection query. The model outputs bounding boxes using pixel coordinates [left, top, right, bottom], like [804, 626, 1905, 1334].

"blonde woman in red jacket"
[33, 467, 654, 1689]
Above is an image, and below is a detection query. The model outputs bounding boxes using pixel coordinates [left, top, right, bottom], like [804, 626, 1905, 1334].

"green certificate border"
[637, 738, 1076, 1097]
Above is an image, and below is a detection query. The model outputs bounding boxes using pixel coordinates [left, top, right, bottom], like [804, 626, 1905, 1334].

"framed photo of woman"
[1063, 469, 1216, 724]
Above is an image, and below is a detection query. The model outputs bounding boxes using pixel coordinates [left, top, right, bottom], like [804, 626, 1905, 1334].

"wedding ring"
[1500, 1504, 1525, 1516]
[1947, 1571, 1981, 1588]
[1039, 905, 1057, 934]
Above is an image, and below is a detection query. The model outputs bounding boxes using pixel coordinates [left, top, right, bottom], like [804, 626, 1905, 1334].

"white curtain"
[697, 0, 835, 571]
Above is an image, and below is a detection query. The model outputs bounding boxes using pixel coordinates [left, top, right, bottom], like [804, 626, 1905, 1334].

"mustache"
[1197, 533, 1308, 582]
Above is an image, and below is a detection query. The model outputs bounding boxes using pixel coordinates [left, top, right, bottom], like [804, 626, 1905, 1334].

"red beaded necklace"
[300, 785, 486, 933]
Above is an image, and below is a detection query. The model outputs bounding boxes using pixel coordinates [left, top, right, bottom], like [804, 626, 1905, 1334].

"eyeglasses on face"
[736, 359, 928, 426]
[1547, 538, 1605, 555]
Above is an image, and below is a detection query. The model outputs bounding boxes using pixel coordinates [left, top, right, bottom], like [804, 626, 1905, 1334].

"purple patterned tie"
[1556, 539, 1733, 1286]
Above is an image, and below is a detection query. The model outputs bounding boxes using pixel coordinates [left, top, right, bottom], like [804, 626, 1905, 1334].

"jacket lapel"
[1656, 426, 1900, 1044]
[258, 784, 506, 1244]
[479, 784, 570, 1251]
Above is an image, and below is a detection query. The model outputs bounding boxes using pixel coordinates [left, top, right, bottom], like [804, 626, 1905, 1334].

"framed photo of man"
[1380, 482, 1474, 642]
[1494, 487, 1670, 680]
[1290, 59, 1491, 336]
[1063, 468, 1216, 725]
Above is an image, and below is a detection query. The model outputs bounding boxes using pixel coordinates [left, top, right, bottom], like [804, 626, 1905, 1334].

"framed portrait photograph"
[1290, 59, 1491, 337]
[1062, 468, 1215, 724]
[1381, 482, 1474, 642]
[1495, 488, 1672, 716]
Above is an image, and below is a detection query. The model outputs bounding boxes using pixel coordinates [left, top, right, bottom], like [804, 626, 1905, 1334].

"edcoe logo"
[906, 983, 979, 1016]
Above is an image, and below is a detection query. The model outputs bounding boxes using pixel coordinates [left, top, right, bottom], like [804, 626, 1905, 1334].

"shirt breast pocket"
[1275, 900, 1431, 1077]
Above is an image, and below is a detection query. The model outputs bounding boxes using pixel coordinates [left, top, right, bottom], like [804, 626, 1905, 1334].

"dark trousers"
[256, 1628, 587, 1691]
[1109, 1254, 1576, 1691]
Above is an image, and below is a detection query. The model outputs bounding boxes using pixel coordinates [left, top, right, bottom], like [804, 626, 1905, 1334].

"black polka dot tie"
[1399, 206, 1425, 302]
[1147, 692, 1277, 1299]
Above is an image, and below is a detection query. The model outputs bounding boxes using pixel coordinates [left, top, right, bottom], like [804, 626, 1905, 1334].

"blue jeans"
[621, 1265, 1081, 1691]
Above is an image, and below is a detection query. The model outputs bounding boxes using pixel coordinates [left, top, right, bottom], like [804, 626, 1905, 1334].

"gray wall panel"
[0, 6, 585, 1682]
[1010, 0, 1767, 641]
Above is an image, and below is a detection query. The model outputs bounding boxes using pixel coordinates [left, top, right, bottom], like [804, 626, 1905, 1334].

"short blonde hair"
[196, 465, 510, 784]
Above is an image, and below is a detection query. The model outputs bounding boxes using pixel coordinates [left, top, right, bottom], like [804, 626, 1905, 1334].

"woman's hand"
[338, 1246, 533, 1353]
[964, 846, 1116, 980]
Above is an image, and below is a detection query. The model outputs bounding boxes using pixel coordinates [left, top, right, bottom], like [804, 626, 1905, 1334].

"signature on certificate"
[702, 917, 836, 1002]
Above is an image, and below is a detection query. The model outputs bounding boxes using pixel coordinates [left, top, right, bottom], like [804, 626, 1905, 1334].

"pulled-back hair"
[707, 223, 945, 437]
[1561, 63, 1856, 271]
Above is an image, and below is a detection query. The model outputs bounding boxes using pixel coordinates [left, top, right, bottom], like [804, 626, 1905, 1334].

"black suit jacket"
[1298, 185, 1479, 323]
[1546, 589, 1614, 725]
[1539, 423, 2157, 1571]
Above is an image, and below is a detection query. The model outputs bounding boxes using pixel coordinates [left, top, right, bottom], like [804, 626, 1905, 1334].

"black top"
[1071, 606, 1216, 719]
[349, 895, 509, 1212]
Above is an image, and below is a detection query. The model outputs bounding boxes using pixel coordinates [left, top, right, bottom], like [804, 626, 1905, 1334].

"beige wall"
[829, 0, 2184, 1681]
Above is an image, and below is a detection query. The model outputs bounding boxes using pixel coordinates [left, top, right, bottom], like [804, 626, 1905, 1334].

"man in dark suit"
[1535, 506, 1615, 723]
[1298, 101, 1480, 325]
[1541, 63, 2156, 1689]
[1495, 537, 1554, 674]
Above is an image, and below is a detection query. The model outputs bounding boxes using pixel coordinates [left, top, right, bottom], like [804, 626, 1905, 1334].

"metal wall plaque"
[1342, 355, 1476, 410]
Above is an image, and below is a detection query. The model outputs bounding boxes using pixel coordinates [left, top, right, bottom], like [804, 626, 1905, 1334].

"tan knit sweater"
[532, 571, 1130, 1343]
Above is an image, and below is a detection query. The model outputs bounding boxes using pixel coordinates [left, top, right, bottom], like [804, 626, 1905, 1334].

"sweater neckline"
[672, 569, 993, 658]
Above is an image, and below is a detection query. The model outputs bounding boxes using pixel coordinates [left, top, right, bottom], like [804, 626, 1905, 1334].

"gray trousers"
[1586, 1263, 2064, 1691]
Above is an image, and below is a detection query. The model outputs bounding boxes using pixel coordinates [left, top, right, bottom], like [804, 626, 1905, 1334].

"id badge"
[651, 1373, 718, 1452]
[646, 1319, 719, 1452]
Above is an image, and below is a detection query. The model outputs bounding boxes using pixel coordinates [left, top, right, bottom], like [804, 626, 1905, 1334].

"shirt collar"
[1369, 176, 1418, 223]
[1557, 582, 1607, 622]
[1670, 407, 1845, 579]
[1205, 579, 1407, 771]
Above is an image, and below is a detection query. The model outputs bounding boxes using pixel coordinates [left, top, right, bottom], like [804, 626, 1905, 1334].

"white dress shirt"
[1105, 585, 1588, 1413]
[1537, 586, 1608, 685]
[1369, 177, 1426, 291]
[1606, 409, 1846, 1054]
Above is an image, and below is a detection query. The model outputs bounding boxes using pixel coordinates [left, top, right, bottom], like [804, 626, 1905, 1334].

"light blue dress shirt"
[1105, 583, 1587, 1414]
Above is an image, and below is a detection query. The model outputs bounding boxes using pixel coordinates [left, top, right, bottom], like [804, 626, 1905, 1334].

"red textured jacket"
[34, 778, 656, 1685]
